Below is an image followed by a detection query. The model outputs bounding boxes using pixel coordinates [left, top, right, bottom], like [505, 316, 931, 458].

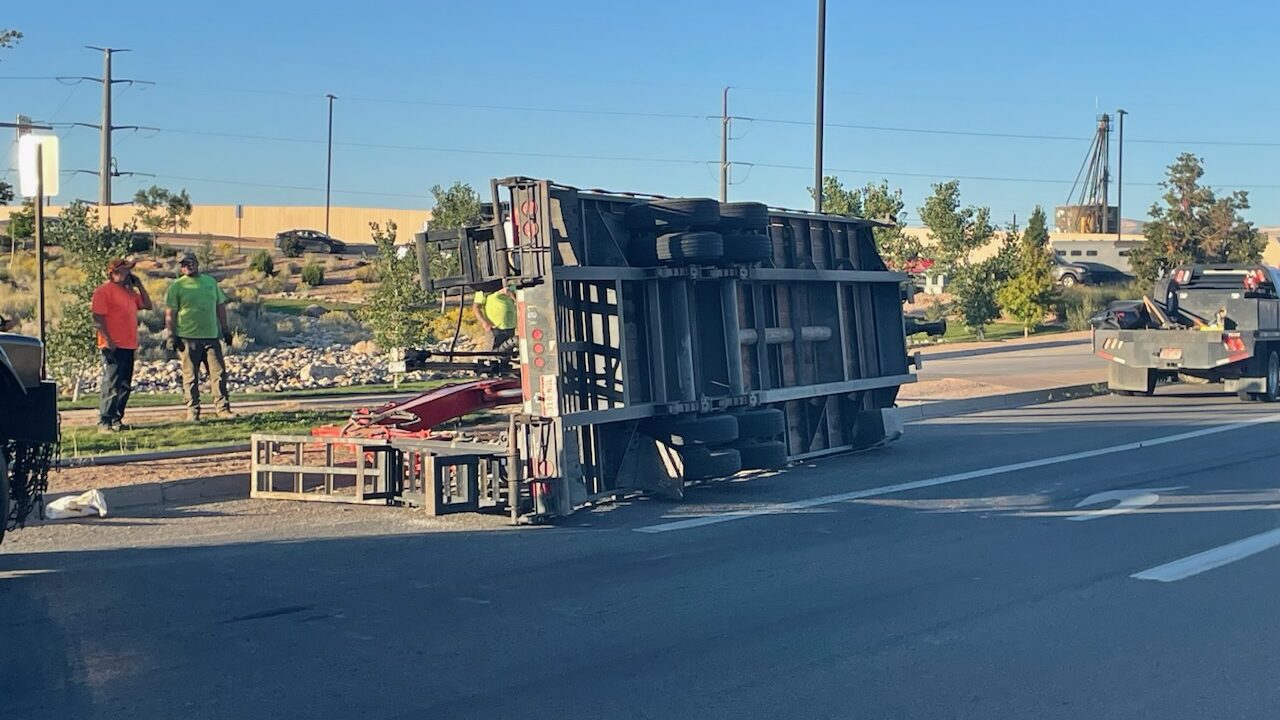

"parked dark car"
[275, 229, 347, 254]
[1052, 256, 1092, 287]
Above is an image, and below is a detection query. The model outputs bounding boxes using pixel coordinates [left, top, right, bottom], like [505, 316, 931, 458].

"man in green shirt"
[472, 280, 518, 352]
[164, 254, 234, 421]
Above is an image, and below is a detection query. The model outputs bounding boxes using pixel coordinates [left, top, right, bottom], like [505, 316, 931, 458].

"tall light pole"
[1116, 109, 1127, 240]
[814, 0, 827, 213]
[325, 93, 336, 237]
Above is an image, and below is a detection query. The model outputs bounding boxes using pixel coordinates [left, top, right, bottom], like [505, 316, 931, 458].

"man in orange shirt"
[91, 258, 153, 432]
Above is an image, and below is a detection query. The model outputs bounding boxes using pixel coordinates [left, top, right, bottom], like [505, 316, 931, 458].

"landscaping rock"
[300, 363, 344, 383]
[302, 304, 329, 318]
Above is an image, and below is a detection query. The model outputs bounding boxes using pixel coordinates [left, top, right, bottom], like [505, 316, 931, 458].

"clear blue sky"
[4, 0, 1278, 227]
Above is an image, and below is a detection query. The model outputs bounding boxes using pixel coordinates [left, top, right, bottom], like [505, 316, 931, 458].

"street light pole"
[325, 93, 336, 237]
[1116, 109, 1127, 241]
[814, 0, 827, 213]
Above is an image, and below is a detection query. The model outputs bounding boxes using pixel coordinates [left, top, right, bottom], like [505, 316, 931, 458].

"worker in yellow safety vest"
[472, 280, 518, 352]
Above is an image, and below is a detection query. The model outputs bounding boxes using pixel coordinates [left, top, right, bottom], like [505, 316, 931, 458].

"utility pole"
[325, 93, 336, 237]
[813, 0, 827, 213]
[1116, 109, 1127, 241]
[719, 87, 730, 203]
[80, 46, 152, 226]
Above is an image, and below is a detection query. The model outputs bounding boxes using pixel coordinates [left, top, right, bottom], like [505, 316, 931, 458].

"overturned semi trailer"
[252, 177, 917, 522]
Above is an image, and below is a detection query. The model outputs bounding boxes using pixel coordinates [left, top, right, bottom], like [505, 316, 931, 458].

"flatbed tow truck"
[251, 177, 941, 522]
[1093, 263, 1280, 401]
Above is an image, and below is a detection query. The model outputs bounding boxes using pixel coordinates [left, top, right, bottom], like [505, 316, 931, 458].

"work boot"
[97, 423, 115, 434]
[215, 409, 239, 420]
[186, 411, 201, 423]
[111, 421, 131, 432]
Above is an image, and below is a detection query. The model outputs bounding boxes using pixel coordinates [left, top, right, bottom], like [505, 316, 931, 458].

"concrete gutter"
[891, 382, 1109, 424]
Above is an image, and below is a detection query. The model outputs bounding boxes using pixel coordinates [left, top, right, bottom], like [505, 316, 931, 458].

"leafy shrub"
[278, 234, 304, 258]
[355, 262, 380, 282]
[1065, 297, 1099, 331]
[216, 242, 237, 263]
[154, 242, 179, 258]
[301, 262, 325, 287]
[248, 250, 274, 276]
[259, 275, 285, 294]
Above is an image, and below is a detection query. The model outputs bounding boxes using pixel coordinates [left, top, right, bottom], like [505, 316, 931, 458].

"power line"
[147, 173, 426, 200]
[738, 161, 1280, 190]
[139, 126, 717, 165]
[737, 115, 1280, 148]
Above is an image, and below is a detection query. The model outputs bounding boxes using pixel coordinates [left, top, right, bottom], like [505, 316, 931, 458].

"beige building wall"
[0, 204, 433, 244]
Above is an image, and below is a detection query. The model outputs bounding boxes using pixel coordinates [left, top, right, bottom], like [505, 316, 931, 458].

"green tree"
[950, 261, 1001, 339]
[997, 206, 1057, 337]
[133, 185, 193, 234]
[423, 182, 482, 281]
[1130, 153, 1265, 283]
[357, 221, 432, 357]
[45, 202, 132, 396]
[0, 180, 12, 205]
[429, 182, 483, 230]
[0, 29, 21, 54]
[7, 199, 34, 242]
[862, 180, 923, 270]
[918, 180, 994, 275]
[917, 181, 1000, 336]
[808, 175, 863, 216]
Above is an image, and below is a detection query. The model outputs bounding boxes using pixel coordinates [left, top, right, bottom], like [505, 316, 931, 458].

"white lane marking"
[1132, 528, 1280, 582]
[634, 412, 1280, 534]
[1067, 487, 1184, 522]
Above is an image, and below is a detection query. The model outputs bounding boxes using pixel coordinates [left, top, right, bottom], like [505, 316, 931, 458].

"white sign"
[18, 134, 59, 198]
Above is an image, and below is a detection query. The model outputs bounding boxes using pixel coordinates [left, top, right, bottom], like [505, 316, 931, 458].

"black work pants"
[98, 348, 136, 425]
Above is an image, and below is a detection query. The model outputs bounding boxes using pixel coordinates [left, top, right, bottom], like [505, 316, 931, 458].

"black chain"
[4, 439, 56, 531]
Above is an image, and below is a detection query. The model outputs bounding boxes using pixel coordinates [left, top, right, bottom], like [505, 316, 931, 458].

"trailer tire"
[732, 407, 786, 439]
[735, 440, 788, 470]
[718, 202, 769, 233]
[678, 446, 742, 480]
[656, 231, 724, 264]
[646, 413, 738, 447]
[625, 198, 720, 232]
[720, 233, 774, 264]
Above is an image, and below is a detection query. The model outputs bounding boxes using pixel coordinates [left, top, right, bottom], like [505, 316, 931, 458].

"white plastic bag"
[45, 489, 109, 519]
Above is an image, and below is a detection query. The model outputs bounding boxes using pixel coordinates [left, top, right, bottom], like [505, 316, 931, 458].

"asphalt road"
[917, 335, 1102, 390]
[5, 386, 1280, 719]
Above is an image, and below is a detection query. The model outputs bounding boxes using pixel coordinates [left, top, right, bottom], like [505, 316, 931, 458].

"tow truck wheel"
[1264, 350, 1280, 403]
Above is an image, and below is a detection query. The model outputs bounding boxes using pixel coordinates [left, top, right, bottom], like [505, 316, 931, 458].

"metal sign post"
[18, 133, 60, 372]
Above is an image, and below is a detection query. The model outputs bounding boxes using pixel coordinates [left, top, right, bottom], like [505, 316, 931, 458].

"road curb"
[43, 473, 248, 514]
[57, 444, 250, 468]
[892, 382, 1109, 423]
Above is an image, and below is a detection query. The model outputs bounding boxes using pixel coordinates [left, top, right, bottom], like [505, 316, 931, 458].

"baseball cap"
[106, 258, 136, 274]
[178, 253, 197, 266]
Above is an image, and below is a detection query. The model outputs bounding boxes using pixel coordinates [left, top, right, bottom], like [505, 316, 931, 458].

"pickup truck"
[1092, 264, 1280, 401]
